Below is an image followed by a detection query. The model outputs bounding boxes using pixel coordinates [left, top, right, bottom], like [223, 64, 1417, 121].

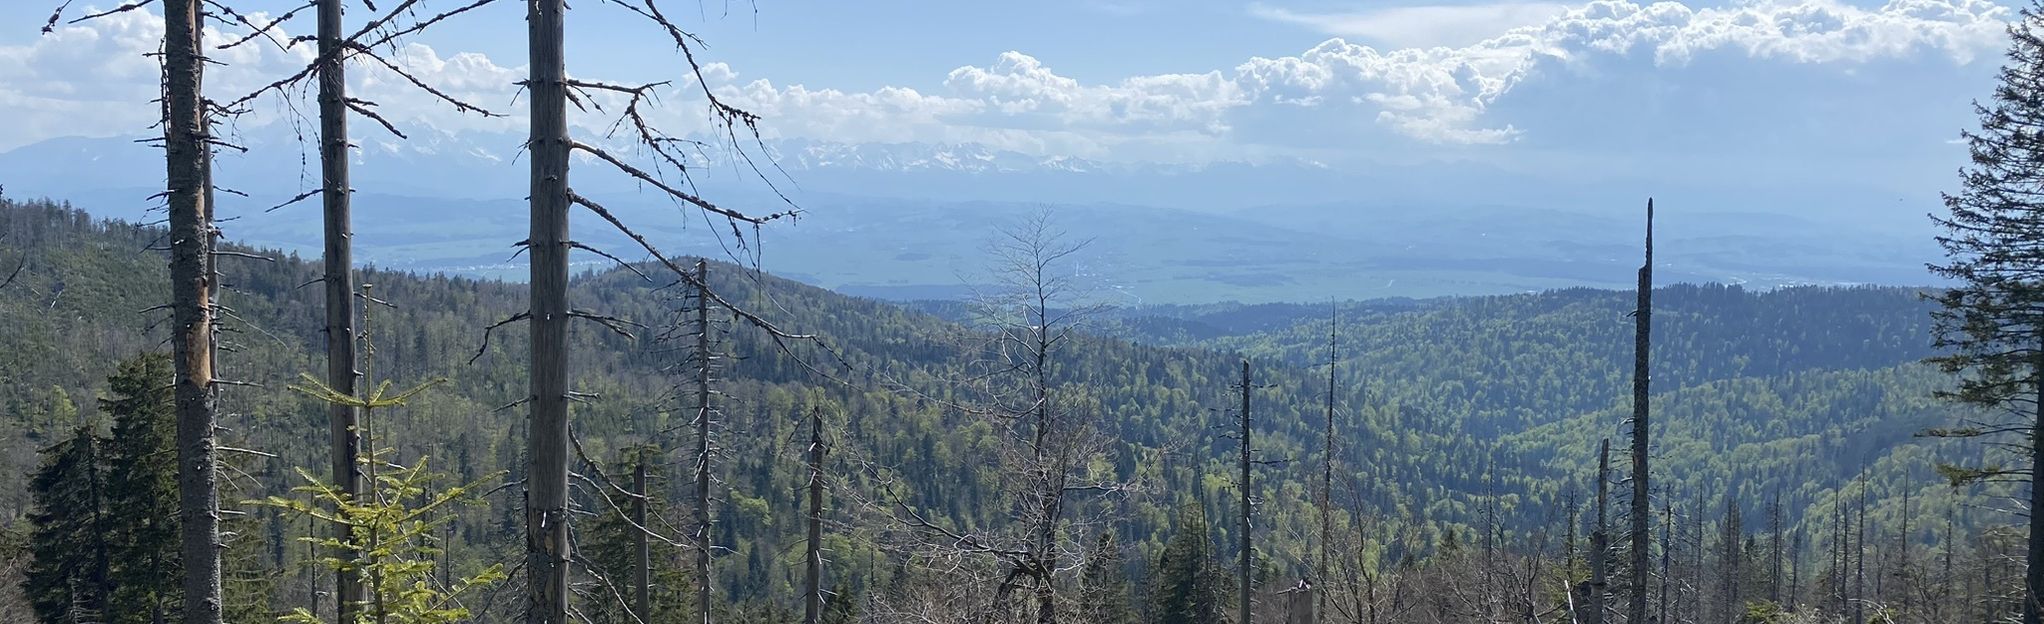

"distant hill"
[0, 196, 2006, 609]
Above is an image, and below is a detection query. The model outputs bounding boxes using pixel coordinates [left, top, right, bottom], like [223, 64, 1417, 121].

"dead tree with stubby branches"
[40, 1, 242, 620]
[442, 0, 842, 621]
[216, 0, 503, 619]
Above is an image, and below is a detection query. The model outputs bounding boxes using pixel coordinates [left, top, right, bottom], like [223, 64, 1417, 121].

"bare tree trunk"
[1241, 360, 1254, 624]
[1590, 439, 1609, 624]
[634, 457, 650, 621]
[1629, 199, 1654, 624]
[693, 260, 714, 624]
[805, 408, 826, 624]
[316, 0, 366, 618]
[2029, 340, 2044, 624]
[525, 0, 573, 616]
[1319, 303, 1337, 619]
[164, 0, 222, 620]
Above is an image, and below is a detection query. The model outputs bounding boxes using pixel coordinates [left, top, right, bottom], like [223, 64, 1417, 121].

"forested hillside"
[0, 197, 2012, 621]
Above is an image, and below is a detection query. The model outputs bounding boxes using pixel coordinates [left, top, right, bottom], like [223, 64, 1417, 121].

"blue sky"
[0, 0, 2017, 210]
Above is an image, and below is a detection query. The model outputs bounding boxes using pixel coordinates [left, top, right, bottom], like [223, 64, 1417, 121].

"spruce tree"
[1929, 5, 2044, 623]
[101, 353, 182, 624]
[1149, 508, 1228, 624]
[25, 425, 111, 624]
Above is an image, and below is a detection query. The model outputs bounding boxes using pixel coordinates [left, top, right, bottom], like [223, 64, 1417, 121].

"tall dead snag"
[1318, 303, 1338, 618]
[804, 407, 826, 624]
[316, 0, 366, 617]
[689, 259, 715, 624]
[1239, 360, 1255, 624]
[1628, 198, 1654, 624]
[160, 0, 224, 620]
[526, 0, 573, 616]
[1589, 439, 1609, 624]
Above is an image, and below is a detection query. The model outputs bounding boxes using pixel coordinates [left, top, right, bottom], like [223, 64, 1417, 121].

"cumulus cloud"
[0, 0, 2016, 160]
[1248, 2, 1572, 48]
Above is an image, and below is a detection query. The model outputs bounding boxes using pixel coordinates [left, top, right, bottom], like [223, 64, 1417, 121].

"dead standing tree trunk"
[161, 0, 224, 620]
[526, 0, 573, 616]
[691, 259, 715, 624]
[1629, 199, 1654, 624]
[316, 0, 366, 618]
[1240, 359, 1255, 624]
[805, 407, 827, 624]
[1319, 302, 1338, 619]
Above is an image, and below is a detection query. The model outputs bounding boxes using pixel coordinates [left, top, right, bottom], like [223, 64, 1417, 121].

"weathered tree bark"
[1628, 199, 1653, 624]
[1240, 359, 1254, 624]
[316, 0, 366, 618]
[164, 0, 222, 620]
[634, 457, 651, 621]
[525, 0, 573, 616]
[693, 259, 714, 624]
[804, 408, 826, 624]
[1589, 439, 1608, 624]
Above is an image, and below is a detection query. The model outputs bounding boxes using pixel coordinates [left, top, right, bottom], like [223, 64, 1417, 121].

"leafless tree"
[43, 0, 237, 618]
[1318, 302, 1339, 620]
[500, 0, 808, 618]
[877, 210, 1125, 624]
[1628, 199, 1654, 624]
[804, 407, 827, 624]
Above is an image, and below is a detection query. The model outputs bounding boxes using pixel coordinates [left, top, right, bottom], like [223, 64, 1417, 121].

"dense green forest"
[0, 196, 2017, 622]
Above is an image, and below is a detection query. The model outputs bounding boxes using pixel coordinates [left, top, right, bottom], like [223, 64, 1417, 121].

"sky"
[0, 0, 2019, 201]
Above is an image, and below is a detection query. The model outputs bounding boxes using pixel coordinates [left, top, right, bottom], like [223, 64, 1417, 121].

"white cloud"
[1248, 2, 1573, 48]
[0, 0, 2015, 160]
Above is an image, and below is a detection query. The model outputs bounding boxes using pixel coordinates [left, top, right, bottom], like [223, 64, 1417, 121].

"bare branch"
[569, 141, 794, 225]
[470, 311, 531, 364]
